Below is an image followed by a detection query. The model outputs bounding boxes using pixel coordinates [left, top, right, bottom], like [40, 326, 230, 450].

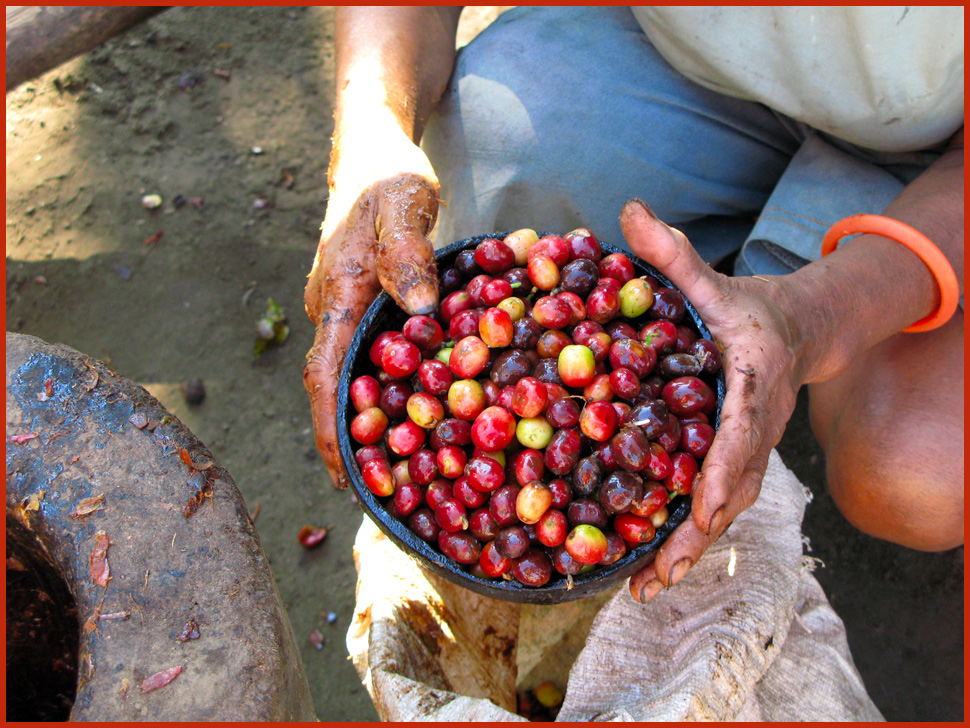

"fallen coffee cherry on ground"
[345, 228, 723, 588]
[298, 526, 329, 548]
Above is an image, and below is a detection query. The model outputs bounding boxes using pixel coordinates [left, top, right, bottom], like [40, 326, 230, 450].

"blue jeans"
[422, 7, 943, 276]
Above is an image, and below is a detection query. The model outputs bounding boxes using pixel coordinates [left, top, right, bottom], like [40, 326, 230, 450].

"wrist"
[821, 214, 959, 333]
[780, 233, 939, 384]
[327, 111, 437, 208]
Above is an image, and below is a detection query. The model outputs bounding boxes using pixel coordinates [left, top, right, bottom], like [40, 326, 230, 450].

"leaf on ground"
[9, 432, 39, 443]
[89, 530, 111, 587]
[139, 665, 183, 693]
[24, 490, 46, 511]
[179, 448, 213, 471]
[175, 619, 200, 642]
[71, 494, 106, 519]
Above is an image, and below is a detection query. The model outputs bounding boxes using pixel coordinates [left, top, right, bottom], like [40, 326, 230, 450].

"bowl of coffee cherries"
[337, 228, 724, 604]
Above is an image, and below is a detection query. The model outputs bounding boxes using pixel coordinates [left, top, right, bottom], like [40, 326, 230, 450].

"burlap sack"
[347, 449, 883, 722]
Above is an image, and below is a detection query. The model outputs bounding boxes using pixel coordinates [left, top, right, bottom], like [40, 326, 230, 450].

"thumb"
[376, 176, 441, 316]
[619, 199, 723, 310]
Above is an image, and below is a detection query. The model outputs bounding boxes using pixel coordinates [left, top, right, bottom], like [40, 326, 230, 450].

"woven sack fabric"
[347, 449, 883, 722]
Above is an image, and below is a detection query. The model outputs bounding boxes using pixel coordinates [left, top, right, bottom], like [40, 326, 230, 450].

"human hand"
[303, 126, 440, 488]
[619, 199, 805, 603]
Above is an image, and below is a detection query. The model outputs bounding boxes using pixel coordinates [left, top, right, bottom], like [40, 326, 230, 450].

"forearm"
[333, 7, 461, 154]
[783, 129, 964, 384]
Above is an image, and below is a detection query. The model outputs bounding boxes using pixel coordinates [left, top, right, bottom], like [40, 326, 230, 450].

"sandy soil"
[5, 6, 962, 722]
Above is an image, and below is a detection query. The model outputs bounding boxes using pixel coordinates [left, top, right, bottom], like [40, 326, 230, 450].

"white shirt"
[631, 6, 964, 152]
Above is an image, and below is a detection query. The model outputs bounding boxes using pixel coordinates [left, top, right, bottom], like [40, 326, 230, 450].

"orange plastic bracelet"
[820, 214, 959, 333]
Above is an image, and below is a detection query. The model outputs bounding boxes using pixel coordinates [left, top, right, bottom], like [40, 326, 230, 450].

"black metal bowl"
[337, 233, 725, 604]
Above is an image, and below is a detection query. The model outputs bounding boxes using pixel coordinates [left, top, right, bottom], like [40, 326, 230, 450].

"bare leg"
[808, 310, 964, 551]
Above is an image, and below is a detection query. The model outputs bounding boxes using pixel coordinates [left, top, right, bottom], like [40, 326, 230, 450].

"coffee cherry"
[362, 458, 395, 497]
[512, 377, 548, 418]
[649, 287, 687, 323]
[559, 258, 600, 296]
[349, 375, 382, 412]
[369, 330, 404, 368]
[392, 481, 424, 517]
[453, 475, 488, 509]
[658, 353, 702, 379]
[438, 531, 482, 564]
[528, 254, 561, 291]
[480, 540, 513, 577]
[566, 498, 608, 529]
[565, 524, 608, 564]
[537, 329, 572, 359]
[489, 484, 522, 526]
[455, 249, 481, 277]
[433, 418, 473, 447]
[469, 508, 501, 541]
[571, 455, 605, 497]
[598, 253, 635, 283]
[355, 444, 387, 469]
[471, 406, 517, 451]
[641, 442, 673, 480]
[532, 296, 572, 329]
[417, 359, 453, 396]
[516, 416, 554, 450]
[528, 235, 570, 266]
[563, 227, 602, 263]
[513, 448, 545, 486]
[629, 481, 668, 518]
[512, 548, 553, 587]
[598, 531, 628, 565]
[598, 471, 644, 515]
[479, 307, 514, 348]
[536, 509, 568, 547]
[408, 508, 440, 543]
[662, 376, 715, 416]
[449, 336, 490, 379]
[406, 392, 445, 430]
[495, 525, 531, 559]
[665, 451, 699, 495]
[403, 315, 444, 351]
[545, 397, 581, 429]
[407, 449, 439, 485]
[496, 294, 525, 320]
[558, 345, 596, 388]
[350, 406, 389, 446]
[585, 286, 620, 324]
[680, 421, 716, 459]
[547, 478, 573, 509]
[618, 278, 654, 318]
[610, 426, 651, 472]
[613, 513, 656, 544]
[516, 482, 553, 524]
[503, 228, 540, 266]
[382, 338, 422, 379]
[687, 338, 723, 376]
[387, 421, 426, 457]
[544, 428, 582, 476]
[425, 478, 454, 511]
[465, 454, 506, 493]
[639, 319, 677, 355]
[579, 400, 618, 442]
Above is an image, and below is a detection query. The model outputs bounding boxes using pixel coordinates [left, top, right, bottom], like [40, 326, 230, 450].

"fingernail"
[626, 198, 657, 219]
[639, 579, 663, 603]
[668, 558, 693, 587]
[403, 285, 437, 316]
[707, 505, 726, 536]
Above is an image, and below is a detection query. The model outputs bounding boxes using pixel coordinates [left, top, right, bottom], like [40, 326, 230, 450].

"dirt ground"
[5, 6, 962, 722]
